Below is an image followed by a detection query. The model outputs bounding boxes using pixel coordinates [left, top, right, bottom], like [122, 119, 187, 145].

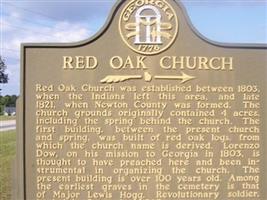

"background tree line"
[0, 95, 18, 115]
[1, 55, 12, 115]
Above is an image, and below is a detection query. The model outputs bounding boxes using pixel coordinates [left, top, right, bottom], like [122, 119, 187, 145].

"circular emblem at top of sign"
[119, 0, 178, 55]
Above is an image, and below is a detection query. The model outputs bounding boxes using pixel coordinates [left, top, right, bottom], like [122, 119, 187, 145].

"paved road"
[0, 120, 16, 131]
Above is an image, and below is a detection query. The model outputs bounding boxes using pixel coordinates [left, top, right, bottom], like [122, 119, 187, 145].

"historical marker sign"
[16, 0, 267, 199]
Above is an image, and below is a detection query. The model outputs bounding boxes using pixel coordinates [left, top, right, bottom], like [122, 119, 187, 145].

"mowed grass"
[0, 116, 15, 121]
[0, 130, 16, 200]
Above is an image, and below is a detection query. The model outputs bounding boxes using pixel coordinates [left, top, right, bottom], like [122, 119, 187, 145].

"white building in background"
[3, 107, 16, 116]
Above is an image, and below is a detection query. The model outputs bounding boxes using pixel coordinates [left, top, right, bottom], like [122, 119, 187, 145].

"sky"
[1, 0, 267, 96]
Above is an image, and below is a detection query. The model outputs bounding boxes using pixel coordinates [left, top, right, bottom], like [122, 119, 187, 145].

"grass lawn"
[0, 130, 16, 200]
[0, 116, 16, 121]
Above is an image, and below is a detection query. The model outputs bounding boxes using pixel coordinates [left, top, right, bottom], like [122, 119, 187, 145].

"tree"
[0, 56, 8, 84]
[6, 95, 17, 107]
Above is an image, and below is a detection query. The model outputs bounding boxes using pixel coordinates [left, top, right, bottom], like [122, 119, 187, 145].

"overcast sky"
[1, 0, 267, 95]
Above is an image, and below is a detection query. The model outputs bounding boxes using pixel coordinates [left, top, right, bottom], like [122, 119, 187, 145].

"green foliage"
[0, 95, 17, 107]
[0, 104, 4, 115]
[0, 56, 8, 84]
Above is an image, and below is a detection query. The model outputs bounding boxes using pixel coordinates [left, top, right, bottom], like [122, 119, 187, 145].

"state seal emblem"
[119, 0, 178, 55]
